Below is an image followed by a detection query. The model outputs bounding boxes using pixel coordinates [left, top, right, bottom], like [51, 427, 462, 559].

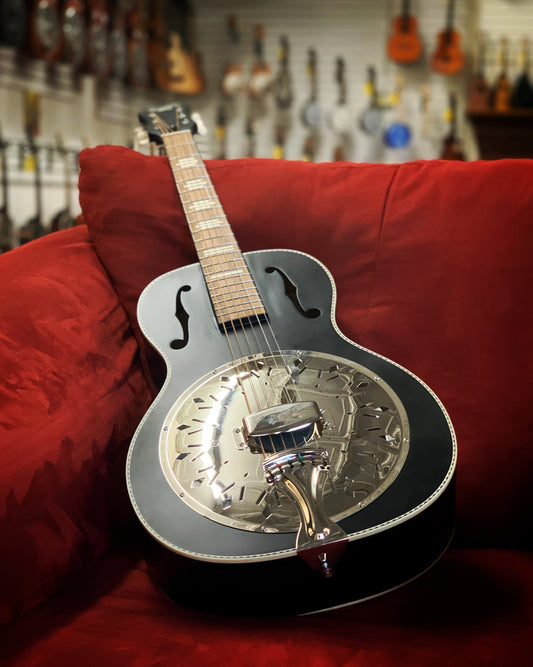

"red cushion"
[79, 147, 533, 549]
[1, 545, 531, 666]
[0, 227, 152, 626]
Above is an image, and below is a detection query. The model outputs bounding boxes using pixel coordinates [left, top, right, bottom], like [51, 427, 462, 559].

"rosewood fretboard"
[162, 130, 266, 329]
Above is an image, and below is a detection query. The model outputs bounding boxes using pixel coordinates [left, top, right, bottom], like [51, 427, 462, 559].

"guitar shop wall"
[189, 0, 533, 163]
[1, 1, 533, 251]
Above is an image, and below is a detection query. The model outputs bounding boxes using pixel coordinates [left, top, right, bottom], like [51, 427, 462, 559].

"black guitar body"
[127, 249, 456, 616]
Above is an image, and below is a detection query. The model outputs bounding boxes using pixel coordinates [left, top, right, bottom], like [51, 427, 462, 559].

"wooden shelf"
[467, 110, 533, 160]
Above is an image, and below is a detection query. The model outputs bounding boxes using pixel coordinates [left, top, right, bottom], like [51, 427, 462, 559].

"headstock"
[138, 104, 198, 145]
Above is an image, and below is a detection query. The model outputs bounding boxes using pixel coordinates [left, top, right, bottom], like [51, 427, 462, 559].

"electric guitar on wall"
[431, 0, 465, 75]
[467, 33, 491, 113]
[27, 0, 62, 61]
[59, 0, 86, 69]
[127, 0, 148, 87]
[148, 0, 204, 95]
[126, 105, 457, 616]
[109, 0, 130, 82]
[387, 0, 423, 65]
[86, 0, 110, 78]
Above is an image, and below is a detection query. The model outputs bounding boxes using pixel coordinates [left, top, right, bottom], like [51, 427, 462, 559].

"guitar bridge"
[242, 401, 323, 454]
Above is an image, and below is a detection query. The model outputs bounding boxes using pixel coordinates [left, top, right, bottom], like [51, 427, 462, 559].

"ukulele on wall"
[467, 32, 491, 113]
[328, 57, 351, 161]
[387, 0, 423, 65]
[492, 37, 512, 113]
[300, 47, 321, 161]
[249, 25, 273, 99]
[221, 15, 245, 98]
[441, 91, 464, 160]
[126, 105, 457, 616]
[431, 0, 465, 75]
[272, 35, 293, 160]
[359, 66, 383, 136]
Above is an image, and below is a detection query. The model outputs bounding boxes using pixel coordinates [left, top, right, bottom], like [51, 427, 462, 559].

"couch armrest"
[0, 227, 152, 626]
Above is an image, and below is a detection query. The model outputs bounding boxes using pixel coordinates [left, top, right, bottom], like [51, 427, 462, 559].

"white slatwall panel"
[190, 0, 476, 162]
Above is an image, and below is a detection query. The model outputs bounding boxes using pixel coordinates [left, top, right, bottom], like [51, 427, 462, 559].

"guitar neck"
[162, 130, 266, 328]
[446, 0, 455, 34]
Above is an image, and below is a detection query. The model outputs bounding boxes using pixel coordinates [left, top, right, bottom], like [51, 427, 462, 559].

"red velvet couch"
[1, 149, 532, 665]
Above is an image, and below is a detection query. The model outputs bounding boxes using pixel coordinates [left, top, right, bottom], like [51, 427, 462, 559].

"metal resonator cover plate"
[159, 350, 410, 534]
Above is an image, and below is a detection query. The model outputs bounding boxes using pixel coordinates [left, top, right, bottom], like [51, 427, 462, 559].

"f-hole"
[266, 267, 320, 318]
[170, 285, 191, 350]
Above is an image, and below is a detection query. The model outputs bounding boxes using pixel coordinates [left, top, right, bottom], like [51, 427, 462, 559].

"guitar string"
[165, 129, 308, 418]
[162, 125, 308, 454]
[164, 128, 285, 393]
[162, 128, 288, 456]
[180, 132, 308, 425]
[164, 132, 272, 417]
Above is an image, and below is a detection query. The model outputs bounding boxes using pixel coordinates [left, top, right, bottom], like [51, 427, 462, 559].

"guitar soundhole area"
[265, 266, 321, 319]
[159, 350, 409, 534]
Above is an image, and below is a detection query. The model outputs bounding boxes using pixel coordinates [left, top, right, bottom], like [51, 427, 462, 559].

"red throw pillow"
[79, 146, 533, 550]
[79, 147, 395, 387]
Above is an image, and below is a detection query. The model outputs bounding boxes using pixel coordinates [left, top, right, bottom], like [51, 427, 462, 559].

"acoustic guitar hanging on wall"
[431, 0, 465, 75]
[387, 0, 423, 65]
[126, 104, 457, 616]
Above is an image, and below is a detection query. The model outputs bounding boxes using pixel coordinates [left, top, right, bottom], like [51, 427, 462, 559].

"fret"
[197, 244, 239, 257]
[216, 305, 265, 319]
[174, 156, 201, 169]
[209, 268, 248, 280]
[188, 210, 225, 222]
[186, 199, 219, 213]
[190, 218, 225, 232]
[216, 298, 265, 310]
[182, 178, 210, 191]
[214, 299, 265, 312]
[191, 235, 237, 248]
[191, 227, 233, 238]
[209, 284, 261, 297]
[162, 129, 266, 325]
[171, 166, 207, 181]
[179, 187, 217, 199]
[207, 277, 257, 290]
